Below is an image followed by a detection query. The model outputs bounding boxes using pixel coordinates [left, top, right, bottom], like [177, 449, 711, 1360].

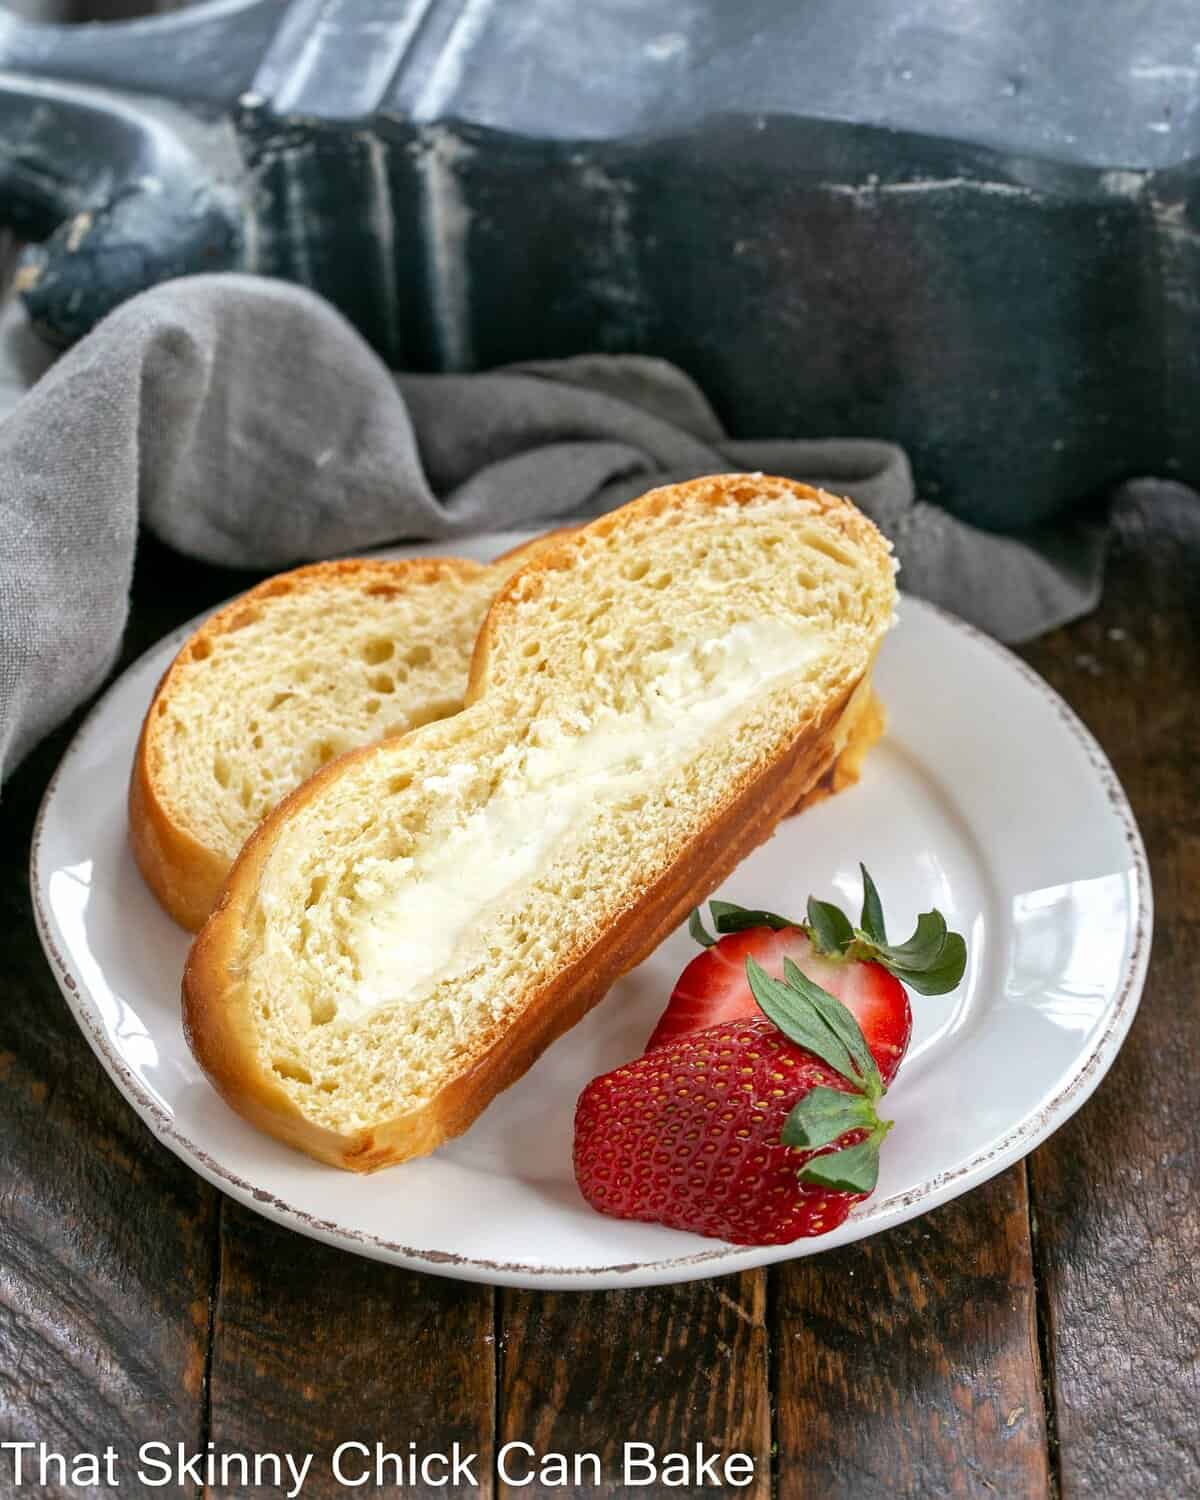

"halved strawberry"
[646, 866, 966, 1087]
[576, 957, 898, 1244]
[648, 925, 910, 1083]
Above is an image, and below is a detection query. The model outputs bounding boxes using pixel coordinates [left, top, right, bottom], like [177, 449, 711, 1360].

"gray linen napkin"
[0, 273, 1107, 780]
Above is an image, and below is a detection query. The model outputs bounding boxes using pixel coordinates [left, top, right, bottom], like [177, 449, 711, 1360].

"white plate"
[31, 531, 1151, 1289]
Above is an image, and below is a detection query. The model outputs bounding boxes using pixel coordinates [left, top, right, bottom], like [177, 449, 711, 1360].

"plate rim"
[29, 579, 1153, 1289]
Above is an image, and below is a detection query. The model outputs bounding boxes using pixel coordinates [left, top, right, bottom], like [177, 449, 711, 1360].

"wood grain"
[6, 483, 1200, 1499]
[0, 537, 266, 1498]
[0, 728, 217, 1498]
[497, 1274, 771, 1498]
[773, 1166, 1050, 1499]
[206, 1203, 496, 1498]
[1020, 482, 1200, 1496]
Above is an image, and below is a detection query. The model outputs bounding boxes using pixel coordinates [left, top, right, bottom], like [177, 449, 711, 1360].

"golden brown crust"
[183, 476, 896, 1170]
[465, 475, 890, 699]
[790, 687, 886, 816]
[183, 730, 445, 1166]
[129, 555, 488, 932]
[129, 718, 234, 933]
[490, 524, 577, 565]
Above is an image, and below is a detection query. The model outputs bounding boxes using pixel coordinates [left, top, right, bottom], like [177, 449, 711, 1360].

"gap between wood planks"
[1027, 1167, 1064, 1500]
[197, 1195, 224, 1500]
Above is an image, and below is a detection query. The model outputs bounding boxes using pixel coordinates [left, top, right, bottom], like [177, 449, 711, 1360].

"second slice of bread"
[184, 476, 897, 1170]
[131, 545, 553, 932]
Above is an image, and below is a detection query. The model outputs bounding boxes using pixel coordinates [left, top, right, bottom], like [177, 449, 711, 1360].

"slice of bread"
[131, 543, 553, 932]
[183, 475, 897, 1171]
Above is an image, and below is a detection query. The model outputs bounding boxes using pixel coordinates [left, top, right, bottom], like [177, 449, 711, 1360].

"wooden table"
[2, 485, 1197, 1498]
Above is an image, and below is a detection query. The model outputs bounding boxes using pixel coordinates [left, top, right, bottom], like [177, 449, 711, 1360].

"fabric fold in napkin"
[0, 273, 1106, 781]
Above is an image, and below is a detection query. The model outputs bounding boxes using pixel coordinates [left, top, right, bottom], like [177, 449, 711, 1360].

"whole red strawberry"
[575, 1017, 880, 1244]
[647, 865, 966, 1086]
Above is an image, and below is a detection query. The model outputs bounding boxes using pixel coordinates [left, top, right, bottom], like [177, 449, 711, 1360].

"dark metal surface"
[2, 0, 1200, 526]
[2, 76, 241, 340]
[0, 0, 282, 106]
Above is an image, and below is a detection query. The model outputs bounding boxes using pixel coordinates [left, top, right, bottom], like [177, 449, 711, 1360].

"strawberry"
[576, 946, 912, 1243]
[646, 865, 966, 1086]
[649, 925, 910, 1083]
[574, 1017, 880, 1243]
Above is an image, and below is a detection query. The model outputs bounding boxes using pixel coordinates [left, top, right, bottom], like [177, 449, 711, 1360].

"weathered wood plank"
[773, 1167, 1050, 1499]
[0, 535, 270, 1497]
[206, 1203, 496, 1499]
[1020, 483, 1200, 1496]
[497, 1274, 771, 1498]
[0, 730, 217, 1498]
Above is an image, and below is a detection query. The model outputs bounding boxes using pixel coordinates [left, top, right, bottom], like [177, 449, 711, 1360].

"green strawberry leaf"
[883, 932, 968, 995]
[799, 1132, 885, 1194]
[745, 957, 884, 1101]
[859, 864, 888, 944]
[746, 959, 861, 1085]
[781, 957, 884, 1100]
[692, 868, 969, 998]
[709, 899, 796, 934]
[781, 1086, 876, 1149]
[688, 907, 717, 948]
[805, 896, 854, 957]
[871, 909, 949, 971]
[858, 911, 968, 995]
[832, 867, 967, 995]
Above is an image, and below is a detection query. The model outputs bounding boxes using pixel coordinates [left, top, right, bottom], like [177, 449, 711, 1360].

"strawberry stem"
[690, 866, 968, 996]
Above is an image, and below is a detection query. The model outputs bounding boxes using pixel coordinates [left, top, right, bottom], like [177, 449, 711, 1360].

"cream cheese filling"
[333, 619, 832, 1024]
